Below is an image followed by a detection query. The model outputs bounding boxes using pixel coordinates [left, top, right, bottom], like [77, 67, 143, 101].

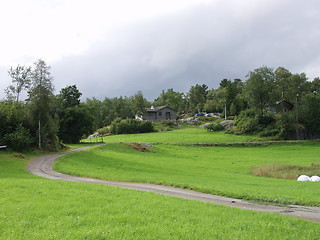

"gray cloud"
[3, 0, 320, 101]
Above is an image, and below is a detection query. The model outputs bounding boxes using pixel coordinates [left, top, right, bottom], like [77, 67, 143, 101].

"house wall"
[144, 107, 177, 121]
[144, 112, 158, 121]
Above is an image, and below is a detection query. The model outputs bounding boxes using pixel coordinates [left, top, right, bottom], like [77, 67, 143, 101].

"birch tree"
[28, 59, 56, 149]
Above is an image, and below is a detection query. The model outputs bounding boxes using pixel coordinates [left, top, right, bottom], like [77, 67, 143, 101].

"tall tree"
[5, 65, 31, 102]
[187, 84, 208, 113]
[59, 85, 82, 108]
[244, 66, 274, 116]
[131, 91, 148, 116]
[274, 67, 292, 101]
[153, 88, 185, 112]
[28, 59, 56, 149]
[58, 85, 93, 143]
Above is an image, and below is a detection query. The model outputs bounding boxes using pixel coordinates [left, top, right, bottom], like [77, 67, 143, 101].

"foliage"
[300, 93, 320, 137]
[131, 90, 148, 116]
[57, 85, 94, 143]
[205, 121, 225, 131]
[59, 105, 94, 143]
[244, 66, 274, 116]
[235, 109, 260, 134]
[187, 84, 208, 113]
[59, 85, 82, 108]
[0, 101, 30, 144]
[27, 59, 57, 150]
[152, 88, 185, 113]
[4, 124, 33, 151]
[110, 118, 155, 134]
[5, 65, 31, 102]
[152, 120, 179, 132]
[276, 112, 296, 140]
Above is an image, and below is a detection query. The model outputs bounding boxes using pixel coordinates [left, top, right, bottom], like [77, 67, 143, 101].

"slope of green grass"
[55, 142, 320, 206]
[84, 127, 266, 143]
[1, 151, 320, 239]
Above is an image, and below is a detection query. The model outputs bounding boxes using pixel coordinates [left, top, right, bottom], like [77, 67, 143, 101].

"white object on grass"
[297, 175, 310, 181]
[310, 176, 320, 182]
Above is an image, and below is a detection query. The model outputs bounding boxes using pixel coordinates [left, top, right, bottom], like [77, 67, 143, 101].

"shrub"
[110, 118, 155, 134]
[5, 125, 33, 152]
[235, 109, 259, 134]
[205, 121, 225, 131]
[276, 112, 296, 140]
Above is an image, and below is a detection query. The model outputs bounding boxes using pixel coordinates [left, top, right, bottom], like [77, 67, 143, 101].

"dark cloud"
[42, 1, 320, 100]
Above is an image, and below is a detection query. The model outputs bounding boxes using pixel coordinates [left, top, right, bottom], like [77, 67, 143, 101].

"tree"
[244, 66, 274, 116]
[28, 59, 57, 150]
[5, 65, 31, 102]
[274, 67, 292, 101]
[153, 88, 185, 112]
[59, 105, 93, 143]
[58, 85, 93, 143]
[187, 84, 208, 113]
[59, 85, 82, 108]
[131, 91, 148, 116]
[310, 77, 320, 94]
[300, 93, 320, 137]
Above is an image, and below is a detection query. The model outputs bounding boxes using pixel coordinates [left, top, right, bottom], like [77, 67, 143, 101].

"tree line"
[1, 61, 320, 151]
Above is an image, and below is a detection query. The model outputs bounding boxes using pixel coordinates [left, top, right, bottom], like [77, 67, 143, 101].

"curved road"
[27, 146, 320, 223]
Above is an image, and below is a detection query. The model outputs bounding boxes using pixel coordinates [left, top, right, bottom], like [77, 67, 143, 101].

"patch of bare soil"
[125, 142, 151, 152]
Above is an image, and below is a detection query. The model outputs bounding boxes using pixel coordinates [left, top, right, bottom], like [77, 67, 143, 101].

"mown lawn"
[83, 127, 266, 143]
[55, 142, 320, 206]
[1, 151, 320, 239]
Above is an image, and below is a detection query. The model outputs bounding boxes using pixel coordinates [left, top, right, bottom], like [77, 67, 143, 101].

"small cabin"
[269, 100, 294, 114]
[142, 106, 177, 121]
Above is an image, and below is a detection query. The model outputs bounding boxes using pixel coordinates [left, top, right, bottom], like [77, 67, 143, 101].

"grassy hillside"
[55, 142, 320, 206]
[1, 151, 319, 239]
[83, 127, 266, 143]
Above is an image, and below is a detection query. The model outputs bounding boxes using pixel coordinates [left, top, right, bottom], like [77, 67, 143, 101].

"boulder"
[220, 120, 234, 129]
[181, 117, 199, 125]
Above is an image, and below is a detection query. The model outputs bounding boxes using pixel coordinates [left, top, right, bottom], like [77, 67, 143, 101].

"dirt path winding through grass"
[27, 146, 320, 223]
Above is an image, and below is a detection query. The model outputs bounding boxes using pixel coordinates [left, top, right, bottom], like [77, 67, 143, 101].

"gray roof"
[146, 106, 176, 112]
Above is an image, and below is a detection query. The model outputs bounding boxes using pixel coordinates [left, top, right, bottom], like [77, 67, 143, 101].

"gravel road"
[27, 146, 320, 223]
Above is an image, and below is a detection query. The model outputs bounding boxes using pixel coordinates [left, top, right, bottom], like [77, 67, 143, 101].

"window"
[158, 111, 162, 116]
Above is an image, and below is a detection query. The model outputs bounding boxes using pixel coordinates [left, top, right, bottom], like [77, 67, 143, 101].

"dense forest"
[1, 60, 320, 151]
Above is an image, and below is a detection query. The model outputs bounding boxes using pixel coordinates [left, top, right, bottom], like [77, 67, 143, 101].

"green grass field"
[1, 151, 320, 239]
[55, 142, 320, 206]
[83, 127, 266, 143]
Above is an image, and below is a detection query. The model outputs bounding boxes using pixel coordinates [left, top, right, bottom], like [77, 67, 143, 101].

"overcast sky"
[0, 0, 320, 101]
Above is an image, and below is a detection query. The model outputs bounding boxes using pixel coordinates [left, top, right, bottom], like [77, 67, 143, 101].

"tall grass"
[252, 163, 320, 179]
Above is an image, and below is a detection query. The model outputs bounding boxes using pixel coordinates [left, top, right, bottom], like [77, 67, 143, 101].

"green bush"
[5, 125, 33, 152]
[205, 122, 224, 131]
[276, 112, 296, 140]
[235, 109, 259, 134]
[110, 118, 155, 134]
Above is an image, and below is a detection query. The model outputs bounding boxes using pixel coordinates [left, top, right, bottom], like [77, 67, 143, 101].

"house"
[141, 106, 177, 121]
[269, 100, 294, 114]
